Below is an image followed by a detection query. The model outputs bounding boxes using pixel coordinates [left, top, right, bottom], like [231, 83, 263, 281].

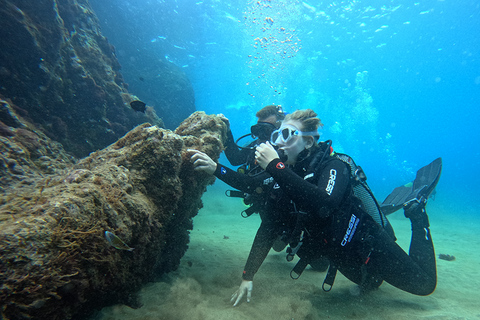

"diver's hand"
[255, 141, 279, 169]
[217, 113, 230, 130]
[188, 149, 217, 175]
[231, 280, 253, 307]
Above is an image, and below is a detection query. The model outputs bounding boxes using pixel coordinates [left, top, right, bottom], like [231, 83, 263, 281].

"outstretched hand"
[188, 149, 216, 175]
[231, 280, 253, 307]
[255, 141, 279, 169]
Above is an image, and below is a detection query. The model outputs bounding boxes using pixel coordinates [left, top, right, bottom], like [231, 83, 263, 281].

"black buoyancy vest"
[288, 144, 396, 288]
[306, 142, 394, 238]
[332, 153, 394, 236]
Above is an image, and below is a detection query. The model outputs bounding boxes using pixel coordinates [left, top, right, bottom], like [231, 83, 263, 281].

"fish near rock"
[130, 100, 147, 113]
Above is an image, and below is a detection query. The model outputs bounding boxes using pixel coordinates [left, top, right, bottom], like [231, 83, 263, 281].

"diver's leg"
[334, 202, 436, 295]
[404, 202, 437, 285]
[367, 212, 437, 295]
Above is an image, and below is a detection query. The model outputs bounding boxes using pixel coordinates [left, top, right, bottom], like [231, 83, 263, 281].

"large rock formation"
[0, 1, 213, 319]
[0, 0, 164, 157]
[0, 100, 227, 320]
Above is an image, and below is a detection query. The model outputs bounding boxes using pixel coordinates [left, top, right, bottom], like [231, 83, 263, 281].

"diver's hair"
[256, 105, 285, 121]
[285, 109, 323, 133]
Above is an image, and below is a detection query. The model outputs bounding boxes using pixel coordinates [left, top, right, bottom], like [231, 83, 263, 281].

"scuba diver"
[220, 104, 286, 175]
[189, 109, 441, 307]
[219, 104, 326, 265]
[219, 104, 287, 222]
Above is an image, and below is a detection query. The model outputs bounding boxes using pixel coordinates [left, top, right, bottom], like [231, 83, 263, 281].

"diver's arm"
[224, 130, 249, 166]
[214, 163, 268, 193]
[190, 148, 267, 192]
[231, 227, 274, 307]
[265, 159, 349, 217]
[241, 222, 278, 281]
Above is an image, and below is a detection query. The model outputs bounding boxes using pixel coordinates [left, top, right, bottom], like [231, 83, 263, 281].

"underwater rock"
[0, 0, 164, 157]
[0, 110, 227, 320]
[0, 99, 75, 190]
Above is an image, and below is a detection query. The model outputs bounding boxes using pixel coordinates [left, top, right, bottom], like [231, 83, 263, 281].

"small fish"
[105, 231, 135, 251]
[129, 100, 146, 113]
[438, 253, 455, 261]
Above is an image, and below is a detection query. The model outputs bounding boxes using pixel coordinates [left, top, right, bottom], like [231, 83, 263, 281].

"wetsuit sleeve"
[214, 163, 267, 194]
[242, 222, 278, 281]
[224, 130, 248, 166]
[265, 158, 350, 217]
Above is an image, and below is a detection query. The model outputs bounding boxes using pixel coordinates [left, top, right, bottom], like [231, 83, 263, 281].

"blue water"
[90, 0, 480, 216]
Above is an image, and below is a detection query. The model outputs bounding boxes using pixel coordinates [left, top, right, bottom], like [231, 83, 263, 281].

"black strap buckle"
[322, 264, 338, 292]
[290, 258, 309, 280]
[241, 204, 258, 218]
[225, 190, 245, 198]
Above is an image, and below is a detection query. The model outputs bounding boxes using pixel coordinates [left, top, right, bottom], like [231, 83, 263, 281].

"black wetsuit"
[224, 130, 267, 177]
[224, 130, 255, 166]
[214, 143, 437, 296]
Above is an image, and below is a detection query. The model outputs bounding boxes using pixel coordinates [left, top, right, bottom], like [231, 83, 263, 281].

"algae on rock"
[0, 109, 227, 320]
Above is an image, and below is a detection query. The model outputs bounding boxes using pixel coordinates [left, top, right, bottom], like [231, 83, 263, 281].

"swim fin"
[381, 158, 442, 215]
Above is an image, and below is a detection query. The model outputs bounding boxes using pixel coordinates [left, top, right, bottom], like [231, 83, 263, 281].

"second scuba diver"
[220, 104, 286, 175]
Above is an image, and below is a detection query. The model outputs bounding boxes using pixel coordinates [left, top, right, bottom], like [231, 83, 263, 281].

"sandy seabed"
[93, 184, 480, 320]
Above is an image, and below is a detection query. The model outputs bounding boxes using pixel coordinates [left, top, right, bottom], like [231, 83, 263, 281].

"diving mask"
[250, 122, 277, 140]
[271, 126, 319, 146]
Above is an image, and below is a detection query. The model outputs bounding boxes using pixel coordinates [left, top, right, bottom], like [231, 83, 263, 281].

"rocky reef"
[0, 100, 227, 320]
[0, 0, 167, 157]
[0, 0, 216, 319]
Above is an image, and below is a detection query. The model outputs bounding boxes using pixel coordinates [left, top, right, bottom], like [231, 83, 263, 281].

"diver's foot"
[380, 158, 442, 216]
[404, 201, 430, 229]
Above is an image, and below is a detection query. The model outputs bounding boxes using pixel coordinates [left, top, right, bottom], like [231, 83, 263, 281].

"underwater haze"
[90, 0, 480, 212]
[88, 0, 480, 319]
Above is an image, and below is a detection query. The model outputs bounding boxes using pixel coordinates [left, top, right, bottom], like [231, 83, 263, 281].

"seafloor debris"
[438, 253, 456, 261]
